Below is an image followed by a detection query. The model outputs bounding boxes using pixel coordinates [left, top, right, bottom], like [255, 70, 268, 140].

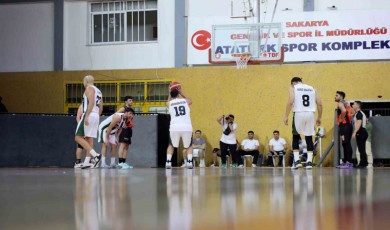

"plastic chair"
[242, 155, 254, 167]
[272, 155, 285, 167]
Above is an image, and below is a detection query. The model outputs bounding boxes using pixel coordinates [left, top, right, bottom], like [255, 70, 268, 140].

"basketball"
[169, 82, 181, 91]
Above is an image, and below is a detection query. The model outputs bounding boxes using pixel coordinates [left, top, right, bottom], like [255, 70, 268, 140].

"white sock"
[90, 149, 98, 157]
[102, 156, 106, 165]
[307, 151, 313, 163]
[84, 157, 91, 165]
[293, 151, 300, 162]
[187, 154, 193, 162]
[110, 157, 116, 165]
[167, 154, 172, 161]
[184, 159, 188, 164]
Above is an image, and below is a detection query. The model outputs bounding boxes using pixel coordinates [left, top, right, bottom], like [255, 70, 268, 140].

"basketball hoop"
[232, 53, 252, 69]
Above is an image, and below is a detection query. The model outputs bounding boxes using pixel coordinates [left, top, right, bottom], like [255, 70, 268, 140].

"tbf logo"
[191, 30, 211, 50]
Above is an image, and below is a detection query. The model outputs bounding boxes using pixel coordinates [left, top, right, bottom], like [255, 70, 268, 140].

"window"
[64, 80, 170, 114]
[91, 0, 158, 44]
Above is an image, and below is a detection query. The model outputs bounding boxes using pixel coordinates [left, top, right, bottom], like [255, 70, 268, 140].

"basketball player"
[335, 91, 354, 169]
[74, 104, 85, 168]
[284, 77, 322, 169]
[165, 85, 193, 169]
[98, 107, 133, 168]
[75, 75, 103, 169]
[116, 96, 135, 169]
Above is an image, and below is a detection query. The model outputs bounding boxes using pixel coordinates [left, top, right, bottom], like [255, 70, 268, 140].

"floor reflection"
[74, 170, 132, 230]
[2, 167, 390, 230]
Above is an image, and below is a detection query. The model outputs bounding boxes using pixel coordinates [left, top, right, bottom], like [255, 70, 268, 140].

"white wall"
[189, 0, 390, 20]
[0, 3, 54, 72]
[315, 0, 390, 11]
[63, 0, 175, 70]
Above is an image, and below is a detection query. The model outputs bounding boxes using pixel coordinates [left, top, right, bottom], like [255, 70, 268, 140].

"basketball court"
[1, 167, 389, 230]
[1, 0, 390, 230]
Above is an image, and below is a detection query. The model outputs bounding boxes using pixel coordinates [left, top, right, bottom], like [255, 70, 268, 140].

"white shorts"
[293, 112, 315, 136]
[170, 131, 192, 148]
[98, 129, 117, 145]
[75, 112, 99, 138]
[193, 149, 200, 157]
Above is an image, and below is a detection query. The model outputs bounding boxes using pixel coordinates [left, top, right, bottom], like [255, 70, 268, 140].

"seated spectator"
[237, 131, 260, 168]
[192, 130, 206, 167]
[268, 130, 287, 167]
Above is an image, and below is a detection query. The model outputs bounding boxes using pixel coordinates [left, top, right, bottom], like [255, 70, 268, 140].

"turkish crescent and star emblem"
[191, 30, 211, 50]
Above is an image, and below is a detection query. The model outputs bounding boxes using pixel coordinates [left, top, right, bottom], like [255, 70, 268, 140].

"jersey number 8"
[302, 95, 310, 107]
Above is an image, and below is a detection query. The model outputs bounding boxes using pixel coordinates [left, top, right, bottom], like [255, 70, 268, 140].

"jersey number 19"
[174, 106, 186, 117]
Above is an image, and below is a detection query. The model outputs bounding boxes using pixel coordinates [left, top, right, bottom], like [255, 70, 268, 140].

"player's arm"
[316, 93, 323, 126]
[337, 102, 347, 124]
[99, 98, 103, 115]
[76, 104, 82, 123]
[284, 87, 295, 125]
[116, 128, 122, 143]
[179, 89, 192, 105]
[105, 115, 121, 143]
[166, 87, 172, 107]
[84, 87, 95, 125]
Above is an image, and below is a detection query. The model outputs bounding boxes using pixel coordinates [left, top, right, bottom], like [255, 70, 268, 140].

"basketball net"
[232, 53, 252, 69]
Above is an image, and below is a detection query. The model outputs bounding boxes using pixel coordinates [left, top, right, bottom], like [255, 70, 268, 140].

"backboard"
[231, 0, 255, 19]
[209, 23, 284, 65]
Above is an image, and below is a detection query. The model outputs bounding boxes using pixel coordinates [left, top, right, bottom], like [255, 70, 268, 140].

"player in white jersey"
[165, 86, 193, 169]
[75, 75, 103, 169]
[284, 77, 322, 169]
[98, 107, 133, 168]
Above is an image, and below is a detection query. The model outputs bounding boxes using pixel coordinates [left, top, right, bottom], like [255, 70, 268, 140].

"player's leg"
[291, 113, 302, 169]
[109, 143, 117, 167]
[304, 112, 316, 169]
[79, 113, 101, 168]
[108, 133, 118, 167]
[117, 128, 126, 164]
[342, 124, 354, 167]
[165, 143, 174, 169]
[166, 131, 180, 169]
[118, 128, 132, 168]
[74, 144, 84, 168]
[120, 128, 133, 168]
[181, 146, 188, 167]
[99, 129, 108, 167]
[182, 132, 193, 169]
[305, 136, 314, 169]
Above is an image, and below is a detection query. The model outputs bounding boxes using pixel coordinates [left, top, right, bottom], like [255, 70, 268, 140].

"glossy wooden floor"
[0, 167, 389, 230]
